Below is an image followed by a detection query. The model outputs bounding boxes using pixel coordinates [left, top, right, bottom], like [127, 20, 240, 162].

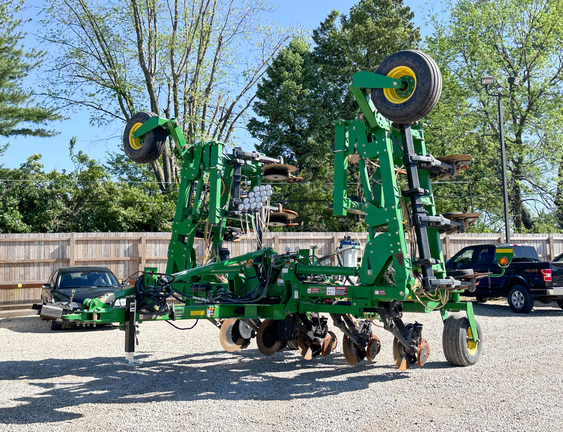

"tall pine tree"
[0, 0, 59, 140]
[248, 0, 421, 231]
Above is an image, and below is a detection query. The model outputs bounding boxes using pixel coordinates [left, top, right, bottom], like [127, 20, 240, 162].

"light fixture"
[481, 76, 495, 85]
[508, 76, 520, 86]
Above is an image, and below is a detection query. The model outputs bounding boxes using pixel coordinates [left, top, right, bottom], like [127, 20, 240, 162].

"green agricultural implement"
[55, 50, 512, 369]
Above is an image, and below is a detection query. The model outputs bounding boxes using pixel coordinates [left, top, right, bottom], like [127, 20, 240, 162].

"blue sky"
[3, 0, 434, 172]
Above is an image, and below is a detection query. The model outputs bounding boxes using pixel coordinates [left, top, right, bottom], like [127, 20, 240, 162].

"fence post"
[139, 233, 147, 272]
[548, 233, 554, 260]
[68, 233, 75, 266]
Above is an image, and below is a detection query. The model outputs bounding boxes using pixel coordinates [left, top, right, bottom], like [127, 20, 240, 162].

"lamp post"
[480, 76, 520, 243]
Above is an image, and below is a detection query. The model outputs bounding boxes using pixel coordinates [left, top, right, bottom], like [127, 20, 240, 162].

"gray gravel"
[1, 300, 562, 432]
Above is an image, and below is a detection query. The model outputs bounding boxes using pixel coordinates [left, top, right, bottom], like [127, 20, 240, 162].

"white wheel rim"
[512, 291, 524, 308]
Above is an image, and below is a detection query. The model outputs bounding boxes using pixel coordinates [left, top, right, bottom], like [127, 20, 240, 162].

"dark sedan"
[41, 266, 122, 329]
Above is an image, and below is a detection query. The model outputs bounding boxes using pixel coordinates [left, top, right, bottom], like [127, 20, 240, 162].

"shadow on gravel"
[0, 348, 410, 425]
[0, 316, 117, 334]
[472, 302, 563, 318]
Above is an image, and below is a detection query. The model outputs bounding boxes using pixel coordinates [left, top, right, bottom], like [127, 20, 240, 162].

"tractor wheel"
[371, 50, 442, 124]
[508, 284, 534, 313]
[123, 111, 167, 164]
[256, 319, 282, 356]
[442, 315, 482, 367]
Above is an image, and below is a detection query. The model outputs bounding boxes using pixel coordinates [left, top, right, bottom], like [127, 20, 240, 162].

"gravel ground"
[1, 300, 562, 432]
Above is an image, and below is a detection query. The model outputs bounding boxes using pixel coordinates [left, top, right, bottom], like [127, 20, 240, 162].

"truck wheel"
[442, 315, 482, 366]
[371, 50, 442, 124]
[508, 284, 534, 313]
[556, 299, 563, 310]
[123, 111, 167, 163]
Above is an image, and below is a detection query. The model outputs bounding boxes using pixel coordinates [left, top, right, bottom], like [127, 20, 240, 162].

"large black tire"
[442, 315, 482, 367]
[508, 284, 534, 313]
[371, 50, 442, 124]
[557, 299, 563, 310]
[123, 111, 167, 163]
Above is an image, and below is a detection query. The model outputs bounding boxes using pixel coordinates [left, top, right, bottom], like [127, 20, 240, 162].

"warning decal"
[327, 286, 348, 296]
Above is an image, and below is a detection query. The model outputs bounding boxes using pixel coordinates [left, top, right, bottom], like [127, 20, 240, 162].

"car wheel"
[442, 315, 482, 367]
[556, 299, 563, 310]
[50, 320, 63, 330]
[508, 284, 534, 313]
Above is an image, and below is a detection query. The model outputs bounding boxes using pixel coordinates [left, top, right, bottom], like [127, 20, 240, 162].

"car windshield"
[57, 271, 120, 289]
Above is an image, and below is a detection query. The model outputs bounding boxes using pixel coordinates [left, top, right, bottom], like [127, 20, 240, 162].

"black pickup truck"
[445, 244, 563, 313]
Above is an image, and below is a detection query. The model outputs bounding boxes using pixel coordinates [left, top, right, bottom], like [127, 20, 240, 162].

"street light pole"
[480, 76, 519, 243]
[495, 93, 511, 244]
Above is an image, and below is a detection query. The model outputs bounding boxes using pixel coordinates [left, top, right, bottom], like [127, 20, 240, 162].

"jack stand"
[124, 296, 140, 365]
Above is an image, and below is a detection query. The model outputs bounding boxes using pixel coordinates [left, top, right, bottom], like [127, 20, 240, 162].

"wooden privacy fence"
[1, 231, 562, 307]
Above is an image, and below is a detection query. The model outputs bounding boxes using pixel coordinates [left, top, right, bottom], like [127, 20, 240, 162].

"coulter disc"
[219, 319, 245, 353]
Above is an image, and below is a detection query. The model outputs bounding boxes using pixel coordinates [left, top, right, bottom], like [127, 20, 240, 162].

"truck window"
[474, 246, 494, 265]
[512, 246, 539, 262]
[452, 248, 474, 267]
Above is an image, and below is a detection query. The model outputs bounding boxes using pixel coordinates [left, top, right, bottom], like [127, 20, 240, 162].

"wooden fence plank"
[1, 231, 561, 307]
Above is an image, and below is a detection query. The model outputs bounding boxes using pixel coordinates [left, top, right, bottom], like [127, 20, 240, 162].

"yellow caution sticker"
[190, 310, 206, 316]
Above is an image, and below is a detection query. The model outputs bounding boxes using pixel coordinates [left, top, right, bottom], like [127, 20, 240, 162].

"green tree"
[40, 0, 289, 191]
[425, 0, 563, 233]
[0, 0, 59, 140]
[248, 0, 421, 231]
[312, 0, 421, 120]
[0, 145, 176, 233]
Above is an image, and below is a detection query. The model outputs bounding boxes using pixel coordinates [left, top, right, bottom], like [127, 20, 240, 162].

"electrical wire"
[166, 319, 199, 330]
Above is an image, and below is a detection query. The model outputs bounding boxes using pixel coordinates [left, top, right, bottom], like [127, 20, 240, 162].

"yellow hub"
[128, 123, 144, 150]
[383, 66, 417, 104]
[466, 327, 478, 355]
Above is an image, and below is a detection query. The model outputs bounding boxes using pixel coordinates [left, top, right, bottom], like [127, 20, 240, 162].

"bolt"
[399, 291, 404, 296]
[367, 270, 373, 275]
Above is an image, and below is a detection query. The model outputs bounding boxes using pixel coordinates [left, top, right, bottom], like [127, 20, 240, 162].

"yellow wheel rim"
[466, 327, 478, 355]
[383, 66, 417, 104]
[128, 123, 144, 150]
